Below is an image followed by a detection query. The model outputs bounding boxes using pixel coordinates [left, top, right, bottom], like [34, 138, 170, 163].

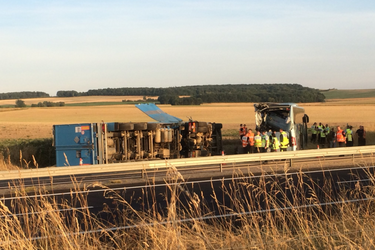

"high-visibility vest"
[280, 131, 289, 148]
[346, 129, 353, 141]
[247, 132, 255, 146]
[336, 129, 345, 142]
[320, 130, 326, 138]
[242, 136, 248, 147]
[325, 126, 330, 135]
[254, 135, 262, 147]
[317, 125, 322, 132]
[261, 134, 269, 147]
[272, 137, 280, 150]
[311, 125, 317, 134]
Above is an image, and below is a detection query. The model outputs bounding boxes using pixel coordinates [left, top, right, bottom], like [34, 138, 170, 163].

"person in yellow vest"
[319, 125, 326, 148]
[279, 128, 289, 152]
[271, 131, 280, 152]
[346, 125, 353, 147]
[261, 131, 270, 153]
[247, 129, 255, 154]
[317, 122, 323, 143]
[311, 122, 318, 143]
[254, 130, 262, 153]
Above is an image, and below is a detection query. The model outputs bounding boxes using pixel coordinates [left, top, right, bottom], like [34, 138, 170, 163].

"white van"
[254, 103, 309, 151]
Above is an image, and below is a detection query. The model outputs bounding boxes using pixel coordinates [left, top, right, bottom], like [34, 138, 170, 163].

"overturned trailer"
[54, 104, 223, 166]
[254, 103, 309, 151]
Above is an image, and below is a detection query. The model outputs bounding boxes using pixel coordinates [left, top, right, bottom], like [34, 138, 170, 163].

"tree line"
[0, 91, 49, 100]
[0, 84, 326, 105]
[57, 84, 326, 104]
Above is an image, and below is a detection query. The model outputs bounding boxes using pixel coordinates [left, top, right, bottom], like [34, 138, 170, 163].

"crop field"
[0, 97, 374, 140]
[321, 88, 375, 99]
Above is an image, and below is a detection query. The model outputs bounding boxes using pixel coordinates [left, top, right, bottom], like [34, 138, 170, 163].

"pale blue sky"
[1, 1, 375, 96]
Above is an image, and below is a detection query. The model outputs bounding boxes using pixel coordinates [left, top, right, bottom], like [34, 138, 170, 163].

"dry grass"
[1, 166, 375, 249]
[0, 98, 374, 140]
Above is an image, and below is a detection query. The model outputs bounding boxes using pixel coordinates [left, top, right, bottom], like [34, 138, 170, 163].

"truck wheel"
[147, 123, 160, 130]
[197, 126, 208, 133]
[134, 122, 147, 130]
[197, 122, 208, 133]
[198, 122, 208, 127]
[119, 123, 134, 131]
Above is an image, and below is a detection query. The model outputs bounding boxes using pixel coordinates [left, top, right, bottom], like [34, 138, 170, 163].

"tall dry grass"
[1, 165, 375, 249]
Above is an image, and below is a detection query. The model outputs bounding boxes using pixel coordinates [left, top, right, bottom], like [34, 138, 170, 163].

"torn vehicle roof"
[135, 103, 183, 123]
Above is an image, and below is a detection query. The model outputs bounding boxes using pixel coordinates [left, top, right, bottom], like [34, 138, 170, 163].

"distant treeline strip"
[57, 84, 325, 104]
[0, 84, 326, 104]
[0, 91, 49, 100]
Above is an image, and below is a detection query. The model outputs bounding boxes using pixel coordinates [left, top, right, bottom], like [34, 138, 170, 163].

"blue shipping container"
[54, 123, 97, 167]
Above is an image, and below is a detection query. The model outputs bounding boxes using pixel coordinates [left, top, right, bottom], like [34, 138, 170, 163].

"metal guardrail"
[0, 146, 374, 181]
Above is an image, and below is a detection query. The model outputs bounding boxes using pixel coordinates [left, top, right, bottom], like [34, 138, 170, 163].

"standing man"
[355, 125, 366, 146]
[319, 125, 326, 148]
[239, 124, 243, 140]
[241, 132, 249, 154]
[336, 126, 346, 147]
[271, 131, 280, 152]
[346, 126, 353, 147]
[242, 124, 248, 138]
[326, 127, 336, 148]
[311, 122, 318, 143]
[247, 129, 255, 154]
[317, 122, 323, 143]
[254, 130, 262, 153]
[261, 131, 270, 153]
[279, 128, 289, 152]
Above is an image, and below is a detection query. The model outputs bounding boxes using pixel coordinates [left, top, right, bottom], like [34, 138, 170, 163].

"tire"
[198, 122, 208, 127]
[119, 123, 134, 131]
[197, 126, 208, 133]
[197, 121, 208, 133]
[147, 123, 160, 130]
[134, 122, 147, 131]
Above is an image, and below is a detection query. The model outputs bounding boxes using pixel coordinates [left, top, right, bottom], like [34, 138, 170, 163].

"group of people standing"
[311, 122, 366, 148]
[239, 124, 289, 154]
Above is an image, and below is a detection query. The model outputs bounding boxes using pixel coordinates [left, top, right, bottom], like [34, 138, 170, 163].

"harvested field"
[0, 98, 374, 140]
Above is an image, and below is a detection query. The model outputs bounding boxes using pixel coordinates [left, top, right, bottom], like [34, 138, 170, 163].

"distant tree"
[15, 99, 26, 108]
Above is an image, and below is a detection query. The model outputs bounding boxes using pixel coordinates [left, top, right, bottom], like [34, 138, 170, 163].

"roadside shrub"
[0, 139, 55, 168]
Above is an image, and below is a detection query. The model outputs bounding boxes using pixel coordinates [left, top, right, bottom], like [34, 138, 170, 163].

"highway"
[0, 146, 374, 238]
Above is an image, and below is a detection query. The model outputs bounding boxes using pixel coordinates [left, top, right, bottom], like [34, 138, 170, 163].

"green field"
[321, 89, 375, 99]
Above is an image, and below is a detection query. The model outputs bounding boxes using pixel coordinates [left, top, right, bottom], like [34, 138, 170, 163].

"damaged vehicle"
[254, 103, 309, 151]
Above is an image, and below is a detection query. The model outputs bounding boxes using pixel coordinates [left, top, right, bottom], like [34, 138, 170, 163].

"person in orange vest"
[247, 129, 255, 154]
[336, 126, 346, 147]
[242, 124, 248, 136]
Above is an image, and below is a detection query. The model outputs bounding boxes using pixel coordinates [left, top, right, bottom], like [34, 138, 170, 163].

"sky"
[1, 0, 375, 96]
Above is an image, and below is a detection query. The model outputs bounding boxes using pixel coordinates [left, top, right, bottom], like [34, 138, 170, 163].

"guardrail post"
[220, 163, 223, 172]
[141, 168, 145, 178]
[290, 159, 293, 168]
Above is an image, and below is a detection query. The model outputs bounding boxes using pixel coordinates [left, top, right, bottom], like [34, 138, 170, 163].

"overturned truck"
[254, 102, 309, 151]
[54, 104, 223, 166]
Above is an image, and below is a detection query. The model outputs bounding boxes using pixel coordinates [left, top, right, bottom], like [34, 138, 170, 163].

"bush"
[0, 139, 55, 168]
[15, 99, 26, 108]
